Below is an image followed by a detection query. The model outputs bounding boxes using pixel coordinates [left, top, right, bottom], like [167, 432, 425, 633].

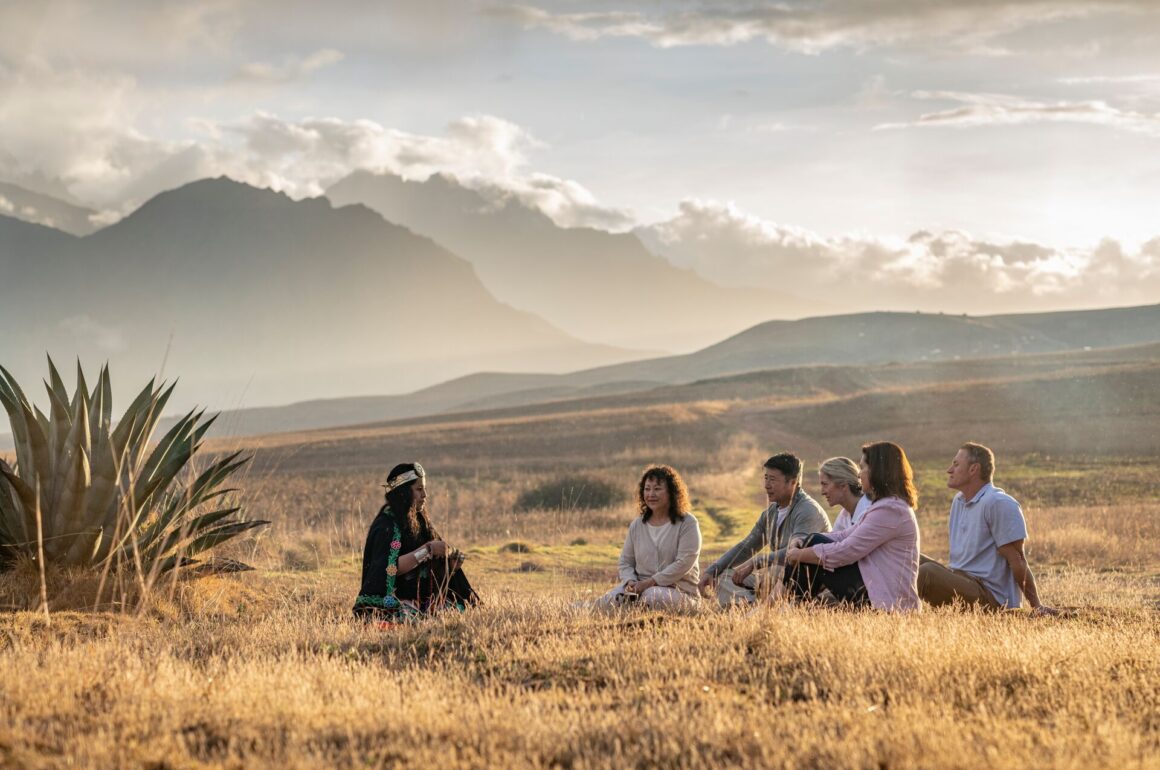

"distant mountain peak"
[0, 180, 99, 236]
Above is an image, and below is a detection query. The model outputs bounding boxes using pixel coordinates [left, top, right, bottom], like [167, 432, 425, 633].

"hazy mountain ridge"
[143, 311, 1160, 442]
[326, 171, 816, 351]
[0, 177, 643, 412]
[221, 343, 1160, 472]
[0, 181, 99, 236]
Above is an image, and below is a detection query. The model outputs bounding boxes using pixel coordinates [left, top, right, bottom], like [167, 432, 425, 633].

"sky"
[2, 0, 1159, 309]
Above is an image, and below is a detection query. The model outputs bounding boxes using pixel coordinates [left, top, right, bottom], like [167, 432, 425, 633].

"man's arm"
[705, 509, 770, 577]
[996, 539, 1057, 615]
[757, 503, 831, 570]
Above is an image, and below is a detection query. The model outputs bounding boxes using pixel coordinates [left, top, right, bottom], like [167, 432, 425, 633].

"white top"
[774, 504, 791, 529]
[832, 495, 873, 532]
[646, 521, 671, 546]
[618, 514, 703, 596]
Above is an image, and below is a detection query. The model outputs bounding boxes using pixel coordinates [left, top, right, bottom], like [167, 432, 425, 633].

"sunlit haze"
[2, 1, 1159, 413]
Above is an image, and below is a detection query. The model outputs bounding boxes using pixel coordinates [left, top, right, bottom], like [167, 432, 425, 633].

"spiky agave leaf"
[0, 458, 26, 564]
[135, 451, 249, 557]
[0, 358, 266, 575]
[155, 518, 269, 574]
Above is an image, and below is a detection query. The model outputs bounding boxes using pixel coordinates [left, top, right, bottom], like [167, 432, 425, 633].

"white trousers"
[596, 583, 697, 610]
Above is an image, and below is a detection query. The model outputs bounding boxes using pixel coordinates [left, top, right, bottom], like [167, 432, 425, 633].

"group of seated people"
[352, 442, 1057, 622]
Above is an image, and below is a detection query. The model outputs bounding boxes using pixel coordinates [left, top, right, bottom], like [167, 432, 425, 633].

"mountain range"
[3, 175, 1159, 449]
[0, 178, 644, 412]
[0, 181, 99, 236]
[326, 171, 812, 351]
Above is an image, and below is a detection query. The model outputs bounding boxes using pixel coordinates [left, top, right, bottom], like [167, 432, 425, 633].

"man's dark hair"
[763, 453, 803, 485]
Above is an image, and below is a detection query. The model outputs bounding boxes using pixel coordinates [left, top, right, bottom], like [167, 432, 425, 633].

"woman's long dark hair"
[385, 462, 439, 539]
[861, 442, 918, 508]
[637, 465, 690, 524]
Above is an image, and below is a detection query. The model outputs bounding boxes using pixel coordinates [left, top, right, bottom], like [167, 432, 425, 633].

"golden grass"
[1, 580, 1157, 769]
[3, 392, 1160, 768]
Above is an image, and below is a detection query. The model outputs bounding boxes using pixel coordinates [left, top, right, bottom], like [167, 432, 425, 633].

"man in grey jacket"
[698, 452, 831, 605]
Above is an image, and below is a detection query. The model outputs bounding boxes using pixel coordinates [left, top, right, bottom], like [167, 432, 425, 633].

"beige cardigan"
[617, 513, 702, 597]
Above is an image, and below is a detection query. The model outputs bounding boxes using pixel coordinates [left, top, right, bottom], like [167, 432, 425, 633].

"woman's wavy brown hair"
[861, 442, 919, 508]
[636, 465, 690, 524]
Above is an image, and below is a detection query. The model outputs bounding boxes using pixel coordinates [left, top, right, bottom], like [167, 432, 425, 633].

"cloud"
[231, 48, 345, 85]
[636, 198, 1160, 312]
[875, 91, 1160, 135]
[0, 61, 173, 207]
[0, 70, 631, 231]
[58, 315, 127, 353]
[216, 112, 634, 229]
[496, 1, 1155, 55]
[0, 198, 58, 230]
[0, 1, 241, 69]
[1058, 73, 1160, 84]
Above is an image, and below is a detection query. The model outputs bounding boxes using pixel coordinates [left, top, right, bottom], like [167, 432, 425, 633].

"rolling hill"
[139, 304, 1160, 439]
[226, 341, 1160, 483]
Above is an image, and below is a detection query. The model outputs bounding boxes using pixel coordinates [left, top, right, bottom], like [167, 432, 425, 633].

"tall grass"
[1, 587, 1156, 769]
[1, 402, 1158, 768]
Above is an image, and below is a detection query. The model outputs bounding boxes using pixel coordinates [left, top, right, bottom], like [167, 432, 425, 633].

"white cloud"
[0, 61, 223, 210]
[875, 91, 1160, 135]
[0, 1, 241, 69]
[233, 112, 635, 230]
[636, 198, 1160, 312]
[1058, 73, 1160, 84]
[0, 74, 631, 231]
[59, 315, 126, 353]
[231, 48, 345, 85]
[497, 1, 1154, 55]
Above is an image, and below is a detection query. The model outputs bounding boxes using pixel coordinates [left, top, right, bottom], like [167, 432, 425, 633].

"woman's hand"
[427, 540, 449, 558]
[627, 578, 656, 594]
[788, 536, 805, 550]
[785, 547, 803, 564]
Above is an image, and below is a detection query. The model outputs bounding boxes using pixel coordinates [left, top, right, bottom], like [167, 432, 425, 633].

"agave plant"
[0, 358, 267, 573]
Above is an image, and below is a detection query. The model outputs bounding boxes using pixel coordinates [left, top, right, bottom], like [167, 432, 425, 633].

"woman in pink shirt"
[783, 442, 922, 612]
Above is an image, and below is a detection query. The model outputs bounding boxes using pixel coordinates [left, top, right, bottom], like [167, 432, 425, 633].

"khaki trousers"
[917, 554, 1001, 609]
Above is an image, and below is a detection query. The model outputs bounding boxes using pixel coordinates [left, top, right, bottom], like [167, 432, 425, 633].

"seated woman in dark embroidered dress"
[353, 462, 479, 621]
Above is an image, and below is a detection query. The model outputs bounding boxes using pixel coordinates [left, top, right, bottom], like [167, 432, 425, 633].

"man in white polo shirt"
[918, 442, 1057, 615]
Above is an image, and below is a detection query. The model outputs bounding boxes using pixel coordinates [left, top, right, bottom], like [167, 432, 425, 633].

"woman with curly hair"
[352, 462, 479, 622]
[596, 465, 702, 610]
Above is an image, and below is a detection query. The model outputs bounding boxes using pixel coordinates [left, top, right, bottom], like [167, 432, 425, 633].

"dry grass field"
[2, 383, 1159, 769]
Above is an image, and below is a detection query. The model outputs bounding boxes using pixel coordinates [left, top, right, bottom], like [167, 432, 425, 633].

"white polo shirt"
[948, 483, 1029, 608]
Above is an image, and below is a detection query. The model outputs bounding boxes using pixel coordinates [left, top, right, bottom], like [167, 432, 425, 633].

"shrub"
[0, 358, 268, 575]
[515, 475, 626, 512]
[499, 541, 534, 554]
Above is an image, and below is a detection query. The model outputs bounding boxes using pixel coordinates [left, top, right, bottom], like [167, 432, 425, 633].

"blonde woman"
[597, 465, 702, 610]
[818, 456, 872, 532]
[785, 442, 922, 612]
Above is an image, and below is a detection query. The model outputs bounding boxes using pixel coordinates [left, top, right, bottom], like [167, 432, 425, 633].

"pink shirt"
[812, 496, 921, 612]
